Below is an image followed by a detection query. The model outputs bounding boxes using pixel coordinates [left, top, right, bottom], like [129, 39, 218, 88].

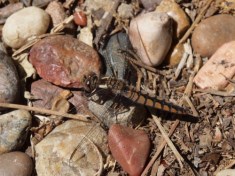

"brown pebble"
[74, 11, 87, 27]
[108, 124, 150, 176]
[29, 35, 102, 89]
[194, 41, 235, 90]
[155, 0, 190, 39]
[0, 152, 33, 176]
[192, 14, 235, 57]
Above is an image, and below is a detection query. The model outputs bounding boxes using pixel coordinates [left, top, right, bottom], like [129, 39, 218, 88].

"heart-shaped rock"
[108, 124, 150, 176]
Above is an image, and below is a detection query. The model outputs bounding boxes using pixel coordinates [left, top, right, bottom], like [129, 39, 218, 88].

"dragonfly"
[83, 73, 190, 116]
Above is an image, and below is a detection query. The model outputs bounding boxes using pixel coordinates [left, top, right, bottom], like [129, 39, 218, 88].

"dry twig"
[153, 115, 184, 168]
[141, 119, 180, 176]
[179, 0, 215, 44]
[0, 102, 90, 122]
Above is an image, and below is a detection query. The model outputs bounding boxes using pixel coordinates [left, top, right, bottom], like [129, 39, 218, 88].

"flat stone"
[2, 6, 50, 49]
[194, 41, 235, 90]
[108, 124, 150, 176]
[31, 79, 88, 114]
[29, 35, 102, 89]
[35, 120, 108, 176]
[192, 14, 235, 57]
[0, 152, 33, 176]
[0, 50, 19, 104]
[129, 12, 172, 66]
[0, 110, 32, 154]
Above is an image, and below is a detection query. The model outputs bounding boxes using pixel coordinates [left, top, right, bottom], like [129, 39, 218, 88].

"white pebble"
[2, 7, 50, 49]
[129, 12, 172, 66]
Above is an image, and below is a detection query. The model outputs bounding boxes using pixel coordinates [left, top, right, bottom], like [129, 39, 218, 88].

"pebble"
[155, 0, 190, 39]
[0, 152, 33, 176]
[117, 3, 133, 19]
[108, 124, 150, 176]
[129, 12, 172, 66]
[35, 120, 108, 176]
[31, 79, 88, 114]
[192, 14, 235, 57]
[216, 169, 235, 176]
[0, 110, 32, 154]
[164, 43, 185, 66]
[45, 1, 66, 26]
[74, 10, 87, 27]
[194, 41, 235, 90]
[2, 6, 50, 49]
[0, 50, 19, 104]
[140, 0, 162, 11]
[29, 35, 102, 89]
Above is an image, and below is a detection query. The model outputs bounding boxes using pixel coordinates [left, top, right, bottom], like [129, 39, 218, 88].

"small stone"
[140, 0, 162, 11]
[117, 3, 133, 19]
[216, 169, 235, 176]
[155, 0, 190, 39]
[194, 41, 235, 90]
[0, 50, 19, 104]
[35, 120, 108, 176]
[129, 12, 172, 66]
[31, 79, 88, 113]
[0, 110, 32, 154]
[2, 6, 50, 49]
[164, 43, 185, 66]
[108, 124, 150, 176]
[45, 1, 66, 26]
[74, 11, 87, 27]
[192, 14, 235, 57]
[29, 35, 102, 89]
[0, 152, 33, 176]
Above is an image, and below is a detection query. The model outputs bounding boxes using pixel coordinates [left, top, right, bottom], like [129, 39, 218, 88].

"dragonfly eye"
[84, 73, 99, 93]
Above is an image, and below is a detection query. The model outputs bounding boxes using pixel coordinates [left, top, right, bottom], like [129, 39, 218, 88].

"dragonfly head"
[83, 73, 99, 93]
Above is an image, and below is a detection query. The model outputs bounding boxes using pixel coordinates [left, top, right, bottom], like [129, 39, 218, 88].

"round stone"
[2, 6, 50, 49]
[0, 50, 19, 104]
[0, 152, 33, 176]
[192, 14, 235, 57]
[29, 35, 102, 89]
[0, 110, 32, 154]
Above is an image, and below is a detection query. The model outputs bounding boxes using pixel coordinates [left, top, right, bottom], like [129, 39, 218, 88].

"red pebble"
[108, 124, 150, 176]
[29, 35, 101, 89]
[74, 11, 87, 27]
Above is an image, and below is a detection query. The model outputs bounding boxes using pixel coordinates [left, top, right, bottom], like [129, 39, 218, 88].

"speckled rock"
[155, 0, 190, 38]
[192, 14, 235, 57]
[194, 41, 235, 90]
[0, 110, 32, 154]
[29, 35, 102, 89]
[129, 12, 172, 66]
[108, 124, 150, 176]
[31, 79, 88, 113]
[0, 50, 19, 104]
[45, 1, 66, 26]
[2, 7, 50, 49]
[35, 120, 108, 176]
[0, 152, 33, 176]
